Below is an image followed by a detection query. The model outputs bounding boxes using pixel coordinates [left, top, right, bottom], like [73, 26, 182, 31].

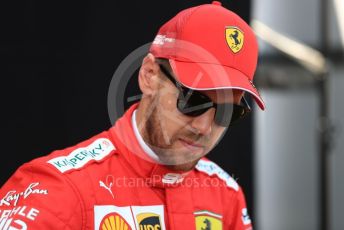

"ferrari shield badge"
[225, 26, 244, 53]
[194, 210, 223, 230]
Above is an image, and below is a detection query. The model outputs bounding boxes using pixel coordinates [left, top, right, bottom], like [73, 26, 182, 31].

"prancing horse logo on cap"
[225, 26, 244, 54]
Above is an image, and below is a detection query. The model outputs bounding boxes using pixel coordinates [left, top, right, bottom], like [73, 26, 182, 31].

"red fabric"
[0, 103, 253, 230]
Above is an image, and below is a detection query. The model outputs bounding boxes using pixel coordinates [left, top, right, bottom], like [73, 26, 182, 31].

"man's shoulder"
[0, 130, 119, 221]
[194, 157, 240, 192]
[0, 130, 118, 229]
[29, 130, 117, 175]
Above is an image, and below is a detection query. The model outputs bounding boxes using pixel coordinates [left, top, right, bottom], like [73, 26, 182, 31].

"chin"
[156, 145, 210, 171]
[165, 159, 200, 172]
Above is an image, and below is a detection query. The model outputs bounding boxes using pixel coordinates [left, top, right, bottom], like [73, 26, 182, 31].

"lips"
[179, 138, 204, 151]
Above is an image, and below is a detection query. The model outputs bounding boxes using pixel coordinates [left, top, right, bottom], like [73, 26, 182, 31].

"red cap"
[150, 1, 265, 110]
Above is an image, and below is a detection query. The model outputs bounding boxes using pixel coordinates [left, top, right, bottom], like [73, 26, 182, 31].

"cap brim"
[169, 59, 265, 110]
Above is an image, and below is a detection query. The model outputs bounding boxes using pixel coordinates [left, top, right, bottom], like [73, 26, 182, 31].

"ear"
[138, 53, 161, 97]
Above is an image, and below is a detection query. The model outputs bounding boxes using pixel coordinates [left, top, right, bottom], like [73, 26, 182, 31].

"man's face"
[138, 58, 244, 171]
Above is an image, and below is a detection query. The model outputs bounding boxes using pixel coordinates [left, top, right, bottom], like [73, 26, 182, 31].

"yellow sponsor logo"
[225, 27, 244, 53]
[137, 212, 162, 230]
[195, 213, 223, 230]
[99, 213, 132, 230]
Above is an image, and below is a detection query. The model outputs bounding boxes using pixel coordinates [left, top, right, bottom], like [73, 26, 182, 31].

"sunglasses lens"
[172, 79, 250, 127]
[177, 90, 213, 117]
[215, 104, 249, 127]
[231, 105, 247, 123]
[214, 103, 232, 127]
[159, 63, 251, 127]
[177, 92, 250, 127]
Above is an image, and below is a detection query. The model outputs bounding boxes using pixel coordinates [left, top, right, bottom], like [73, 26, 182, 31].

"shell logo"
[99, 213, 132, 230]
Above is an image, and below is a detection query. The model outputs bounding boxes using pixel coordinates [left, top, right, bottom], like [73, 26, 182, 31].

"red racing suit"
[0, 103, 253, 230]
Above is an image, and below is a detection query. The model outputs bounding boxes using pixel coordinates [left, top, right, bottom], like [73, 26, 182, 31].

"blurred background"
[0, 0, 343, 229]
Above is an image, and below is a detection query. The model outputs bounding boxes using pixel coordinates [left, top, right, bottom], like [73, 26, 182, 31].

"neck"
[135, 101, 166, 161]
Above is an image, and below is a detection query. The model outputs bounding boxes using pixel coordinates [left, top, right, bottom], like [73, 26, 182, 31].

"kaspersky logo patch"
[194, 210, 223, 230]
[48, 138, 115, 173]
[137, 212, 162, 230]
[100, 212, 132, 230]
[225, 26, 244, 54]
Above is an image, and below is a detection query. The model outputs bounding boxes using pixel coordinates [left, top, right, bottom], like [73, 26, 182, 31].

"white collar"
[131, 109, 160, 162]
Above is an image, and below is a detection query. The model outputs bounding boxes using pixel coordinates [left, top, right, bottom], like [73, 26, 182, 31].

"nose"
[190, 108, 215, 136]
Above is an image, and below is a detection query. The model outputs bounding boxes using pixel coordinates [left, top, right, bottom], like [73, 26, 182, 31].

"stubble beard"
[143, 106, 205, 171]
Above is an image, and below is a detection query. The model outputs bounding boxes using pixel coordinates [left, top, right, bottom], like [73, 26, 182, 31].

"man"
[0, 1, 265, 229]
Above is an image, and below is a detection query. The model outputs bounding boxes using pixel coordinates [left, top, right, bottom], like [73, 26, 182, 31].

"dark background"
[0, 0, 254, 222]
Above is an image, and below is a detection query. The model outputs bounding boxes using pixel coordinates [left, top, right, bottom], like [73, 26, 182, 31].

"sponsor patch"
[0, 182, 48, 207]
[48, 138, 115, 173]
[100, 212, 132, 230]
[225, 26, 244, 54]
[94, 205, 165, 230]
[152, 34, 175, 46]
[95, 205, 135, 229]
[0, 206, 40, 229]
[131, 205, 165, 230]
[136, 213, 162, 230]
[99, 175, 115, 199]
[195, 159, 239, 191]
[241, 208, 251, 225]
[162, 173, 185, 184]
[194, 210, 223, 230]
